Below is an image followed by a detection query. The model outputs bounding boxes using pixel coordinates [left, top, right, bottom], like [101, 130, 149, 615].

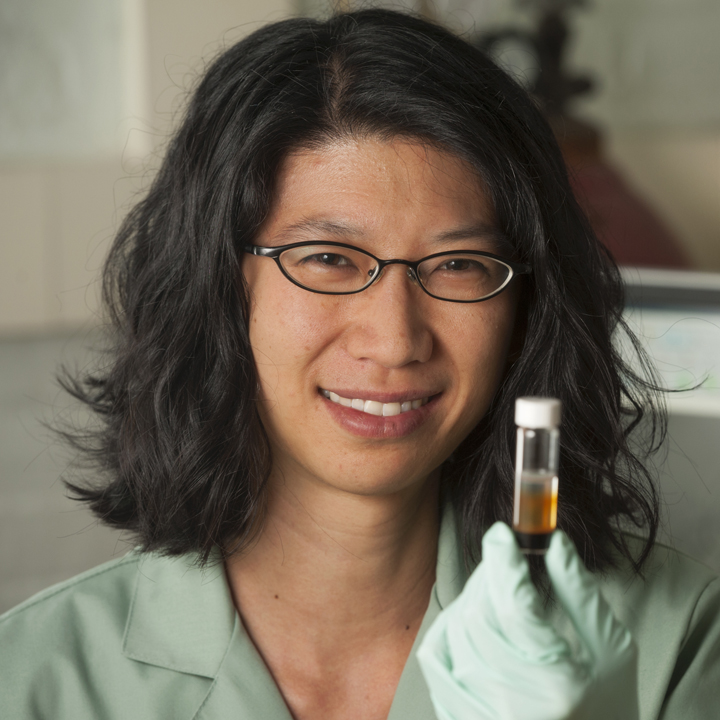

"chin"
[320, 458, 443, 499]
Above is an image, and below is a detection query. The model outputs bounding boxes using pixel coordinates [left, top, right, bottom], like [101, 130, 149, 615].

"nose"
[345, 264, 433, 368]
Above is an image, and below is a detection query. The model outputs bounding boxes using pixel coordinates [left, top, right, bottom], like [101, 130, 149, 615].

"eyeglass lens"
[278, 245, 512, 301]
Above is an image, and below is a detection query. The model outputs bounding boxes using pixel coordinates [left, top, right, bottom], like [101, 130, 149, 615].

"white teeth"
[383, 402, 402, 417]
[322, 390, 430, 416]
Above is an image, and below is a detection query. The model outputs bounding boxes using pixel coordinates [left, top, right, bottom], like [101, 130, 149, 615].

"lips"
[318, 386, 439, 439]
[320, 389, 430, 417]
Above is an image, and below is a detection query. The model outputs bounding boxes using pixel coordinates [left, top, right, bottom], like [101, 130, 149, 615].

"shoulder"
[0, 550, 229, 720]
[598, 535, 720, 720]
[0, 552, 144, 719]
[0, 551, 141, 644]
[599, 533, 719, 627]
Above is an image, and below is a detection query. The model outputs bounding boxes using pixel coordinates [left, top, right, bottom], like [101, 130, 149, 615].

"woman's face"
[243, 138, 519, 497]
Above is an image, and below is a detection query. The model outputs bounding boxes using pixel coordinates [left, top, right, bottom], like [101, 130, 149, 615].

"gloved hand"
[417, 522, 638, 720]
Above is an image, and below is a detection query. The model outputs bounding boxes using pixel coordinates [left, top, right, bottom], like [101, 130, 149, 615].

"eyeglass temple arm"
[244, 245, 283, 258]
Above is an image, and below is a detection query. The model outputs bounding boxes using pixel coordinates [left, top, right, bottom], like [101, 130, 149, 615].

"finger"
[441, 531, 587, 718]
[545, 531, 634, 663]
[417, 609, 496, 720]
[461, 522, 571, 663]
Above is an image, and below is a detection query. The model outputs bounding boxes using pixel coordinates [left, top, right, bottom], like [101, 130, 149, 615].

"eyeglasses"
[244, 241, 531, 303]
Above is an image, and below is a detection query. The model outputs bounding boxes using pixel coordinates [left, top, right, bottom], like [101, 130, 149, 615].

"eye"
[438, 258, 491, 275]
[302, 253, 354, 267]
[442, 259, 470, 271]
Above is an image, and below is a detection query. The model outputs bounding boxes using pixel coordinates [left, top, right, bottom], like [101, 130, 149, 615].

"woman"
[1, 9, 718, 720]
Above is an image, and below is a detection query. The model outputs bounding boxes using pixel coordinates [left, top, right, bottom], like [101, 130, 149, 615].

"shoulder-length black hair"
[63, 8, 662, 575]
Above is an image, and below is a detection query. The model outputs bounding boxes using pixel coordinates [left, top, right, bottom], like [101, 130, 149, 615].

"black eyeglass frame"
[244, 241, 532, 303]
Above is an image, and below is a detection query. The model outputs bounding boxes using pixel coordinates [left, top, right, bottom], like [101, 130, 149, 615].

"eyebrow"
[434, 223, 514, 254]
[276, 219, 513, 254]
[276, 219, 364, 242]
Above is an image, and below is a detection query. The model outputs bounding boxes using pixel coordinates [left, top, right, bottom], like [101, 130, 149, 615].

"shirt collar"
[122, 503, 469, 681]
[435, 501, 470, 609]
[123, 550, 235, 678]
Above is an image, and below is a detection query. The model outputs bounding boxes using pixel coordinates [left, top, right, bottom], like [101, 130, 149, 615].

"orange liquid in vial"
[513, 472, 558, 534]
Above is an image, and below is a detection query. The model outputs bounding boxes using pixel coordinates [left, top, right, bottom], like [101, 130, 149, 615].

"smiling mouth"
[320, 389, 431, 417]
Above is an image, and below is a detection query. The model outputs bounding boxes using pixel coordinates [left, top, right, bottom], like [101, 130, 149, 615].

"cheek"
[247, 275, 340, 390]
[449, 302, 517, 396]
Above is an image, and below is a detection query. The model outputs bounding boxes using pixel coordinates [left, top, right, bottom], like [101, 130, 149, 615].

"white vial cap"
[515, 397, 561, 428]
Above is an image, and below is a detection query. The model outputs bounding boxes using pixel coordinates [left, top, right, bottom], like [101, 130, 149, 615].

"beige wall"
[0, 163, 133, 334]
[146, 0, 292, 142]
[0, 0, 292, 336]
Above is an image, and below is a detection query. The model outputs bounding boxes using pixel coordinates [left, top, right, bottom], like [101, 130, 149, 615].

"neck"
[225, 470, 440, 654]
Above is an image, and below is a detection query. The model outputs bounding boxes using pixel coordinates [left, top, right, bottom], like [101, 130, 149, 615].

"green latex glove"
[417, 522, 639, 720]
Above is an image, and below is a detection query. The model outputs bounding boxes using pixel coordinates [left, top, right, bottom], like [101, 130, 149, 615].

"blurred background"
[1, 0, 719, 613]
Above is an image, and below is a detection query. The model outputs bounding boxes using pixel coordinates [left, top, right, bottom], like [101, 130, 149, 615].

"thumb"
[544, 531, 635, 664]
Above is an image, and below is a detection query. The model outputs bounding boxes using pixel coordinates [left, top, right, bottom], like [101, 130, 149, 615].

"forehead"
[259, 137, 504, 254]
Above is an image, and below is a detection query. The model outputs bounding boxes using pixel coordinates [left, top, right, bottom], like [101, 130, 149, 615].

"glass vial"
[513, 397, 561, 554]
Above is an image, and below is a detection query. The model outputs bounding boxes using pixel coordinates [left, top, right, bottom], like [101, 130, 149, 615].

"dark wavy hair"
[62, 8, 663, 577]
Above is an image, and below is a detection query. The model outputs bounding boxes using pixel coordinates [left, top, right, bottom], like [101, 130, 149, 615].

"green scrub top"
[1, 508, 719, 719]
